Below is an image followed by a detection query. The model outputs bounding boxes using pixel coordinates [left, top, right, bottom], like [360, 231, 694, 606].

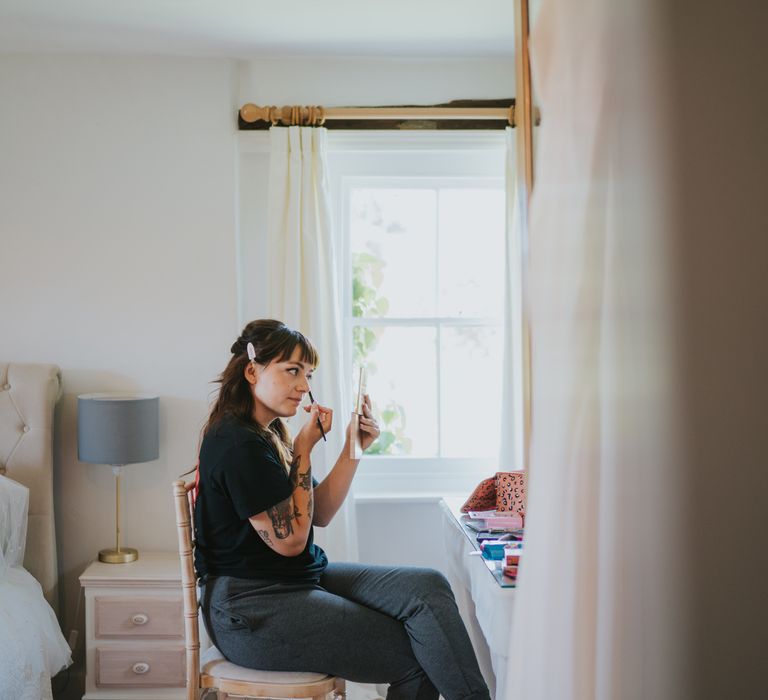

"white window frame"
[326, 132, 508, 496]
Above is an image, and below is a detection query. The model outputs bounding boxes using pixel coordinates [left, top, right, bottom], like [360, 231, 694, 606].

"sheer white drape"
[505, 1, 685, 698]
[266, 126, 358, 563]
[498, 128, 526, 472]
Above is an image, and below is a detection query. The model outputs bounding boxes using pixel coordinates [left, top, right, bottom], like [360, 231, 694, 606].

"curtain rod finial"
[240, 103, 272, 124]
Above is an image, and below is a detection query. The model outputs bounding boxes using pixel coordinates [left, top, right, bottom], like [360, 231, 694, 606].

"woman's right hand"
[294, 402, 333, 452]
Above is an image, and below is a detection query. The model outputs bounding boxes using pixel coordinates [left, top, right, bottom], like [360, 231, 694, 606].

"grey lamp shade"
[78, 393, 159, 465]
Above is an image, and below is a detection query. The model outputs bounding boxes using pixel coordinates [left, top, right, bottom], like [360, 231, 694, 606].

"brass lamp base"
[99, 547, 138, 564]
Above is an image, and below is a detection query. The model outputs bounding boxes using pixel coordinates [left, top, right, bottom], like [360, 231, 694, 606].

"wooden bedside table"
[80, 552, 185, 700]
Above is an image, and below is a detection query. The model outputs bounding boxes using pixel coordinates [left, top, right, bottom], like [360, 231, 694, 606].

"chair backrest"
[172, 479, 200, 700]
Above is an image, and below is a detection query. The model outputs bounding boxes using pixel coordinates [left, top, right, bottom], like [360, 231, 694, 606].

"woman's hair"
[203, 319, 319, 468]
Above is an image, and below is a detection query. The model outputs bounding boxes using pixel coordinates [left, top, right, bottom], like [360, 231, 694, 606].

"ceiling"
[0, 0, 515, 58]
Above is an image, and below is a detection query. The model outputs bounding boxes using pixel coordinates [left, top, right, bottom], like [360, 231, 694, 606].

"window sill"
[354, 491, 466, 504]
[352, 458, 486, 501]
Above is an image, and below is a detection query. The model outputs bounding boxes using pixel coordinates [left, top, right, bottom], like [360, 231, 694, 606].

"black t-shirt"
[193, 416, 327, 582]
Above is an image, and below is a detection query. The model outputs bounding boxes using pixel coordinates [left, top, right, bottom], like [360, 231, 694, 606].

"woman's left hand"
[352, 394, 380, 452]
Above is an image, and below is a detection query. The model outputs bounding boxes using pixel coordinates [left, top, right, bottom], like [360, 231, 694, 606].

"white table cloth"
[440, 498, 516, 700]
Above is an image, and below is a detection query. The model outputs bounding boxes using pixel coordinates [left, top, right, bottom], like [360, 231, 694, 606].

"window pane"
[353, 325, 438, 457]
[350, 188, 437, 318]
[440, 325, 502, 458]
[438, 188, 506, 318]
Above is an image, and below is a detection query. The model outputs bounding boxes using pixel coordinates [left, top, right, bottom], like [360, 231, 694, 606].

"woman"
[194, 319, 491, 700]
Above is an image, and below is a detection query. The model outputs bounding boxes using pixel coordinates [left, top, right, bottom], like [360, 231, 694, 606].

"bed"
[0, 363, 72, 700]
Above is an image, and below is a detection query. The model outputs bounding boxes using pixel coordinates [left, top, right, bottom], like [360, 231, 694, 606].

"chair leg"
[333, 678, 347, 699]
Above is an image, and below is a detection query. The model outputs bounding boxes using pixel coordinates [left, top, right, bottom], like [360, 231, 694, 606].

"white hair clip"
[247, 342, 256, 362]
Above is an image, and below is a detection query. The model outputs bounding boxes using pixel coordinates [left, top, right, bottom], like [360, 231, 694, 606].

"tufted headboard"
[0, 363, 61, 613]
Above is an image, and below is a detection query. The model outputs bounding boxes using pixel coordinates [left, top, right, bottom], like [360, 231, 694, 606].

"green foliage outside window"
[352, 248, 412, 455]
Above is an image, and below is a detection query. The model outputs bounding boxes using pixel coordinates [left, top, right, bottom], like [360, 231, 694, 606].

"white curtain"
[505, 1, 686, 698]
[266, 126, 358, 563]
[498, 128, 526, 472]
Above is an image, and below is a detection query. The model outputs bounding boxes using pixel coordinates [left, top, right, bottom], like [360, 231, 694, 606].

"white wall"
[0, 52, 513, 695]
[237, 56, 514, 105]
[355, 498, 447, 572]
[0, 55, 240, 680]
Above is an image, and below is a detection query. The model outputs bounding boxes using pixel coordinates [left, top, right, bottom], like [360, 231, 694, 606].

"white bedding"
[0, 475, 71, 700]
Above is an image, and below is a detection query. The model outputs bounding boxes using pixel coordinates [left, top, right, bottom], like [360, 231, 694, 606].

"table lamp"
[77, 393, 159, 563]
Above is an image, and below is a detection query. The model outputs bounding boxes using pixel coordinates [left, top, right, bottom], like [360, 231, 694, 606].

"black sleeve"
[217, 439, 294, 520]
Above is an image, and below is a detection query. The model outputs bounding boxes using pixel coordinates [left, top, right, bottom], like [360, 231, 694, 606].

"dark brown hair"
[203, 319, 319, 467]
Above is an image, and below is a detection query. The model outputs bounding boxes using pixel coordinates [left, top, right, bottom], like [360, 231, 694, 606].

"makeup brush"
[307, 390, 327, 441]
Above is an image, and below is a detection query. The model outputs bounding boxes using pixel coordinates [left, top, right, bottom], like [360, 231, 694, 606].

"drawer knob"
[132, 661, 151, 675]
[131, 613, 150, 626]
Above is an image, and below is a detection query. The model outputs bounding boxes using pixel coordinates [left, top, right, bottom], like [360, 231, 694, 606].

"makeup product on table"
[480, 541, 507, 561]
[502, 545, 523, 580]
[476, 531, 518, 544]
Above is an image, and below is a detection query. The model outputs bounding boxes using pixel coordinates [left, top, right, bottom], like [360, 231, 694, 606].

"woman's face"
[247, 345, 314, 426]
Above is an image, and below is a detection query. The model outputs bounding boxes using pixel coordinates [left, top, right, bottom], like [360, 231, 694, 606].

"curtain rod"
[239, 100, 516, 131]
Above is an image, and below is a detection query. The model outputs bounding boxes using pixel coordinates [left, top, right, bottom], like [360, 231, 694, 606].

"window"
[349, 180, 505, 457]
[328, 133, 508, 493]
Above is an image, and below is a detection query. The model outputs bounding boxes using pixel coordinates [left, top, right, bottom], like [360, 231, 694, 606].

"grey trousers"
[200, 563, 491, 700]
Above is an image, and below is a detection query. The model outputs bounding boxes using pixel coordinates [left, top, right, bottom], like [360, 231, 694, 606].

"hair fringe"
[200, 320, 318, 470]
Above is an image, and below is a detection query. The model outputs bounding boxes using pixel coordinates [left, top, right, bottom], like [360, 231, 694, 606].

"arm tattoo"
[257, 529, 274, 547]
[266, 456, 312, 541]
[266, 498, 296, 539]
[289, 454, 312, 490]
[288, 454, 302, 484]
[297, 470, 312, 491]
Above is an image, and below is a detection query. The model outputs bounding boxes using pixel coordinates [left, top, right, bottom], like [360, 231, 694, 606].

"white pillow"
[0, 474, 29, 576]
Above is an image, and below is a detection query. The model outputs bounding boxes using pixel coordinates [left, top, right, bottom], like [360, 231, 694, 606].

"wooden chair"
[172, 480, 346, 700]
